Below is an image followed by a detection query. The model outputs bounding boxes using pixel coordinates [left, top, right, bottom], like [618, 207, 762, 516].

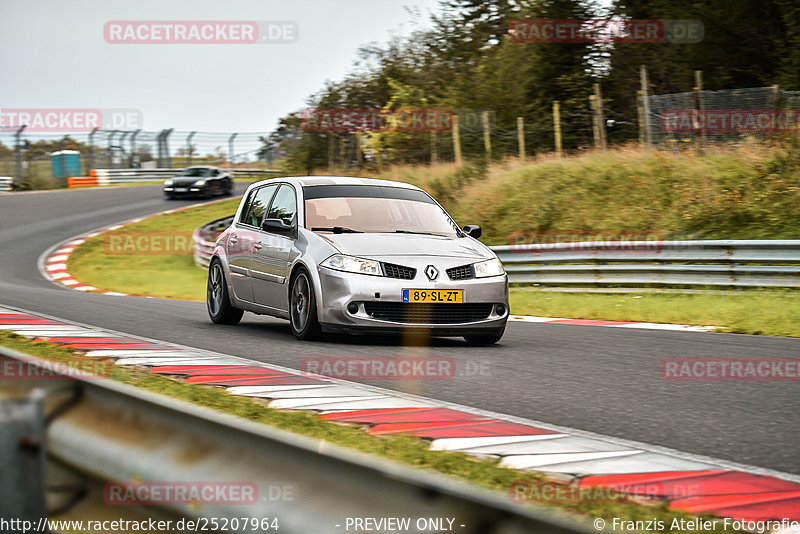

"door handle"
[229, 235, 239, 245]
[253, 241, 263, 250]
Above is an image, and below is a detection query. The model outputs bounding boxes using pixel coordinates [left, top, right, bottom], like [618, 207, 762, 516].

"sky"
[0, 0, 443, 136]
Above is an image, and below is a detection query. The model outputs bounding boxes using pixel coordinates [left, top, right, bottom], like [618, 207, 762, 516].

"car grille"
[446, 264, 474, 280]
[382, 262, 416, 280]
[363, 302, 493, 324]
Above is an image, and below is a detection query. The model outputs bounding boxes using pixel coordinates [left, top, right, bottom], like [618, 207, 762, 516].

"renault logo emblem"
[425, 265, 439, 281]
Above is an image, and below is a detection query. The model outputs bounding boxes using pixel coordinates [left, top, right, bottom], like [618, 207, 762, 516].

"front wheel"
[289, 268, 321, 340]
[207, 259, 244, 325]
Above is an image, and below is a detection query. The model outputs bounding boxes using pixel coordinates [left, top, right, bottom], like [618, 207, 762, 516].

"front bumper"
[316, 265, 508, 335]
[164, 185, 207, 197]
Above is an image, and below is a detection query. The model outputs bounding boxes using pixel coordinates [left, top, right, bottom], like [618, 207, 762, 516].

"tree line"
[273, 0, 800, 171]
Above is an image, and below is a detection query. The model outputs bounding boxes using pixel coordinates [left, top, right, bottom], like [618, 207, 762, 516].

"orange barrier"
[67, 177, 99, 188]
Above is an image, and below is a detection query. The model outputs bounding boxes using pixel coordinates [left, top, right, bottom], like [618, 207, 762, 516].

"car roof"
[247, 176, 423, 191]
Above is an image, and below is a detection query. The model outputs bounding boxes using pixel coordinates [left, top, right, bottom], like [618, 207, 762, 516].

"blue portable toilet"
[51, 150, 81, 179]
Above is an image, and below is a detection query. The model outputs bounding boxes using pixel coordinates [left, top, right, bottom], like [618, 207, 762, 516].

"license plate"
[402, 289, 463, 303]
[175, 187, 187, 192]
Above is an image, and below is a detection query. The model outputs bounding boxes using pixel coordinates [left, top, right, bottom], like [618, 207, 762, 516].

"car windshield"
[179, 168, 212, 177]
[303, 185, 460, 237]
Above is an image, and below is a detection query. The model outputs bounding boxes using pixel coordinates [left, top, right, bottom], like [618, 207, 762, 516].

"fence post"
[482, 111, 492, 159]
[639, 65, 652, 149]
[228, 133, 237, 169]
[163, 129, 173, 168]
[87, 127, 98, 175]
[693, 70, 704, 153]
[430, 130, 438, 164]
[452, 114, 463, 165]
[354, 132, 362, 166]
[187, 131, 196, 166]
[517, 117, 525, 159]
[593, 83, 607, 149]
[14, 125, 26, 185]
[328, 133, 335, 172]
[637, 90, 645, 146]
[107, 130, 117, 168]
[129, 129, 140, 168]
[771, 84, 780, 144]
[553, 101, 562, 158]
[589, 95, 599, 148]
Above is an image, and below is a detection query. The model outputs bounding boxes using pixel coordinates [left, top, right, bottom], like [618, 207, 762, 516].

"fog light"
[347, 303, 359, 314]
[496, 304, 506, 316]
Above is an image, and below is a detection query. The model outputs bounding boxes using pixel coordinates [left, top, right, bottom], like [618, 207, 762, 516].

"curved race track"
[1, 185, 799, 474]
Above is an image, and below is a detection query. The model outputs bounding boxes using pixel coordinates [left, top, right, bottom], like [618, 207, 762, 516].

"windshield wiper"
[393, 229, 444, 236]
[311, 226, 363, 234]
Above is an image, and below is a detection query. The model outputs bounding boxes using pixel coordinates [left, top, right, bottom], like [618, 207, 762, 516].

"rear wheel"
[289, 268, 321, 340]
[207, 259, 244, 324]
[464, 330, 504, 346]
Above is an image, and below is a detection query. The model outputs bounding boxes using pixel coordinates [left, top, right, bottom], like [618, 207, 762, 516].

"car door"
[226, 184, 278, 302]
[251, 183, 297, 311]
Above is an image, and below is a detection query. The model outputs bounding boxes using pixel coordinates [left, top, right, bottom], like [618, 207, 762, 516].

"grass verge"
[67, 198, 241, 300]
[0, 330, 742, 532]
[510, 290, 800, 337]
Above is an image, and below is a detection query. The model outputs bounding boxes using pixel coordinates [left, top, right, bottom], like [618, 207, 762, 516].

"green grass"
[510, 290, 800, 337]
[67, 198, 240, 300]
[0, 330, 745, 532]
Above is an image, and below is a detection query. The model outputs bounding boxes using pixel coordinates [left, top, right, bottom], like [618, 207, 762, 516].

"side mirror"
[463, 225, 482, 238]
[261, 218, 294, 235]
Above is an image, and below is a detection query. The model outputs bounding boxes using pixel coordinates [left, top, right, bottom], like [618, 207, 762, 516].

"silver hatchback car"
[206, 177, 508, 344]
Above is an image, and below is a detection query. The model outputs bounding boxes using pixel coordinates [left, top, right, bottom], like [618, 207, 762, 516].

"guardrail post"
[14, 125, 27, 186]
[0, 389, 47, 531]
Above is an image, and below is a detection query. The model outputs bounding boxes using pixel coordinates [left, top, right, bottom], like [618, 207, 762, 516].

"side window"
[237, 190, 256, 224]
[266, 185, 297, 227]
[241, 184, 278, 227]
[211, 169, 219, 176]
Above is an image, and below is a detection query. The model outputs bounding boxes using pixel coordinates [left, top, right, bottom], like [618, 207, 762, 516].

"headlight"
[473, 258, 505, 278]
[164, 179, 173, 186]
[194, 179, 206, 186]
[321, 254, 382, 276]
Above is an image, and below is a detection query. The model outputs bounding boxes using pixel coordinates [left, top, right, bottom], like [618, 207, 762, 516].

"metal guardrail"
[495, 240, 800, 287]
[91, 168, 283, 185]
[193, 216, 234, 268]
[0, 346, 585, 534]
[193, 220, 800, 288]
[0, 177, 12, 191]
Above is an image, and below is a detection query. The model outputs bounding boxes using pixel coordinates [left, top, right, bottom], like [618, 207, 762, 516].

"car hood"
[318, 233, 494, 259]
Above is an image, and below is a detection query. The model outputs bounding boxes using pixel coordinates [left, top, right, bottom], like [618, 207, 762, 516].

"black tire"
[289, 268, 321, 340]
[207, 259, 244, 325]
[464, 330, 504, 346]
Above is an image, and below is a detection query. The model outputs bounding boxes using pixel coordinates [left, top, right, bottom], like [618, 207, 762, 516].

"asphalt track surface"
[1, 185, 798, 475]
